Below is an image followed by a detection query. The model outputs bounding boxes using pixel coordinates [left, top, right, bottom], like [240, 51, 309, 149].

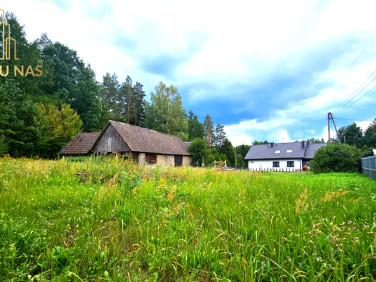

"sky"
[3, 0, 376, 145]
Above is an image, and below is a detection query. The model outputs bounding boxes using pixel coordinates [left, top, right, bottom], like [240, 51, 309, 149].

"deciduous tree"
[145, 82, 188, 140]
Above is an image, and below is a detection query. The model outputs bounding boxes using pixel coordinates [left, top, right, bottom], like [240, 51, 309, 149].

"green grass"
[0, 156, 376, 281]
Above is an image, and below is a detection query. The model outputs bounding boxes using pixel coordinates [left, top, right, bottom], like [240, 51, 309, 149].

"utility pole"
[327, 112, 341, 144]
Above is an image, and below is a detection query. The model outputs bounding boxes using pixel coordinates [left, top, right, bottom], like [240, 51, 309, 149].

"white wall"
[248, 159, 302, 171]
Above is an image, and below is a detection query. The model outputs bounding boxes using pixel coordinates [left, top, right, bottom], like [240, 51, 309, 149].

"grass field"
[1, 156, 376, 281]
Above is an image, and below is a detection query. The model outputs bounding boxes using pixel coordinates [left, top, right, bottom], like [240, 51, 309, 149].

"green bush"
[311, 143, 362, 173]
[188, 138, 207, 166]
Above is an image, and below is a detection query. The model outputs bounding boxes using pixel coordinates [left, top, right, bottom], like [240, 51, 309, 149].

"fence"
[248, 168, 302, 172]
[361, 156, 376, 181]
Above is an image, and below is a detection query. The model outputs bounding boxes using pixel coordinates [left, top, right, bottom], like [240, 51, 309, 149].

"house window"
[287, 161, 294, 167]
[273, 161, 280, 167]
[145, 153, 157, 164]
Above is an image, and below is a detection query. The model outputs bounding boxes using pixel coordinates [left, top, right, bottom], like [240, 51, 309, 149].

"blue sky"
[5, 0, 376, 145]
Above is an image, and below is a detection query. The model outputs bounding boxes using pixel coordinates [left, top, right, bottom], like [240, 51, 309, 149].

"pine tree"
[100, 73, 121, 121]
[118, 76, 133, 123]
[131, 82, 146, 126]
[203, 114, 214, 148]
[214, 123, 226, 147]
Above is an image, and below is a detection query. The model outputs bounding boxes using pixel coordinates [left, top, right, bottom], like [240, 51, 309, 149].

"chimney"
[301, 141, 305, 148]
[270, 142, 274, 147]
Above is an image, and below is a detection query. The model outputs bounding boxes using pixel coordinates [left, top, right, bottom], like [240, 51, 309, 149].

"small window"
[273, 161, 280, 167]
[286, 150, 292, 153]
[275, 150, 280, 154]
[146, 153, 157, 164]
[287, 161, 294, 167]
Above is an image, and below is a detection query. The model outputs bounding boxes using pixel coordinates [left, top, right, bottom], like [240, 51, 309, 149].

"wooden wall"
[94, 124, 130, 154]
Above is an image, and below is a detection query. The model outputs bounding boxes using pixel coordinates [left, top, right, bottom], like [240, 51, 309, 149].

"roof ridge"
[109, 120, 183, 140]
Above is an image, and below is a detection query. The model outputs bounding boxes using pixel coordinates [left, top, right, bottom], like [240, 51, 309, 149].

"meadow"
[0, 156, 376, 281]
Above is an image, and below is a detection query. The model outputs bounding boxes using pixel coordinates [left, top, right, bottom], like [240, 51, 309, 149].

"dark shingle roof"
[303, 143, 327, 159]
[59, 132, 100, 155]
[104, 120, 191, 156]
[244, 141, 326, 160]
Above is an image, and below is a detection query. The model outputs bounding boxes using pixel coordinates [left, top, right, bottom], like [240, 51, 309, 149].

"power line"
[344, 83, 376, 111]
[334, 70, 376, 113]
[336, 73, 376, 115]
[335, 117, 375, 122]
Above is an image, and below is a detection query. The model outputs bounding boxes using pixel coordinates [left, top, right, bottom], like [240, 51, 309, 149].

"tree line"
[336, 121, 376, 151]
[0, 11, 240, 164]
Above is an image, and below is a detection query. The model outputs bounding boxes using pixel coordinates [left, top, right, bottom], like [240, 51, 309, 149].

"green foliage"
[364, 119, 376, 148]
[35, 103, 83, 158]
[187, 110, 205, 140]
[0, 80, 38, 157]
[235, 153, 246, 167]
[41, 42, 101, 131]
[204, 148, 228, 166]
[145, 82, 188, 140]
[188, 138, 207, 166]
[0, 135, 8, 156]
[118, 76, 133, 123]
[218, 138, 235, 166]
[188, 138, 229, 167]
[99, 74, 146, 128]
[338, 123, 363, 147]
[307, 137, 325, 144]
[310, 143, 362, 173]
[253, 140, 269, 145]
[131, 82, 146, 126]
[235, 144, 251, 159]
[99, 72, 121, 123]
[1, 157, 376, 280]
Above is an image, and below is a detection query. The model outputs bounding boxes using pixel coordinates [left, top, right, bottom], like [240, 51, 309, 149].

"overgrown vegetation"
[1, 157, 376, 280]
[311, 143, 363, 173]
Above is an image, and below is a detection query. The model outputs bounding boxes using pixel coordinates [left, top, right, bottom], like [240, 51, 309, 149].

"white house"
[244, 141, 326, 171]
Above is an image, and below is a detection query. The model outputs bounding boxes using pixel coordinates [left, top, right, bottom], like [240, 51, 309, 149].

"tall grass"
[0, 156, 376, 280]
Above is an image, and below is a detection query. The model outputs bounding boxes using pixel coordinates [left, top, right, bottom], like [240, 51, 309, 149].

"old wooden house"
[59, 120, 192, 167]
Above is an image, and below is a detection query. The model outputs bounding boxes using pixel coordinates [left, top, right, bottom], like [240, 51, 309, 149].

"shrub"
[310, 143, 362, 173]
[188, 138, 207, 166]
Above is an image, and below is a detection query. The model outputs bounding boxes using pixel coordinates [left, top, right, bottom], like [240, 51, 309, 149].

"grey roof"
[244, 141, 326, 160]
[59, 132, 100, 155]
[102, 121, 191, 156]
[303, 143, 327, 159]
